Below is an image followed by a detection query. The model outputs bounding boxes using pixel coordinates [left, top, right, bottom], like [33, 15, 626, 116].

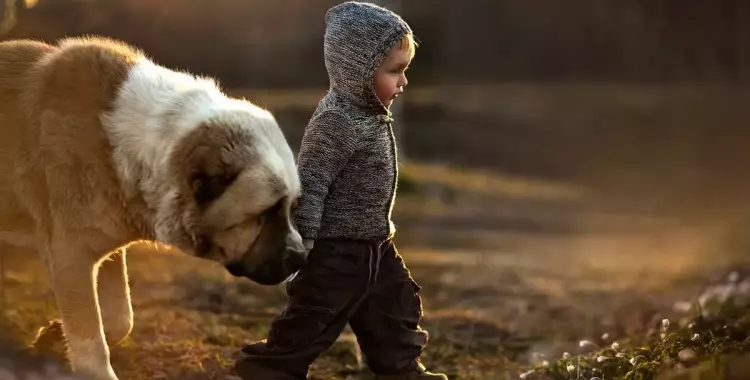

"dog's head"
[157, 101, 305, 286]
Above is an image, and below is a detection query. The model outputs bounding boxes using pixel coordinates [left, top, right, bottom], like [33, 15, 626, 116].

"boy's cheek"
[374, 79, 395, 105]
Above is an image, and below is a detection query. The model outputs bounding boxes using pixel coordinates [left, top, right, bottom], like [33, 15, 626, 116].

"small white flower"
[611, 342, 620, 351]
[688, 322, 695, 329]
[691, 333, 700, 341]
[562, 352, 571, 360]
[596, 356, 609, 363]
[519, 370, 533, 379]
[661, 319, 670, 329]
[616, 352, 626, 358]
[601, 333, 610, 341]
[579, 340, 595, 348]
[630, 357, 638, 365]
[567, 364, 575, 372]
[541, 360, 549, 367]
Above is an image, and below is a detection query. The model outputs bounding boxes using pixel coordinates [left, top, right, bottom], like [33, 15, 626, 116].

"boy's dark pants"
[234, 239, 428, 379]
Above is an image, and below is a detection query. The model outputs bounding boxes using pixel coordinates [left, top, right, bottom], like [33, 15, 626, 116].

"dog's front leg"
[98, 248, 133, 346]
[48, 250, 118, 380]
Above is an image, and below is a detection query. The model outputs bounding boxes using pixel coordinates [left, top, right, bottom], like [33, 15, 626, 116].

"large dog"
[0, 36, 305, 379]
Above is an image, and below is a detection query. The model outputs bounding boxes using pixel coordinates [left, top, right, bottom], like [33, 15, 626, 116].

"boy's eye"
[390, 65, 408, 74]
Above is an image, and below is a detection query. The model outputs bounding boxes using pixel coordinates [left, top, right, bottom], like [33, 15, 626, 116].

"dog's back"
[0, 36, 139, 122]
[0, 37, 144, 252]
[0, 39, 55, 93]
[0, 40, 55, 146]
[0, 40, 58, 250]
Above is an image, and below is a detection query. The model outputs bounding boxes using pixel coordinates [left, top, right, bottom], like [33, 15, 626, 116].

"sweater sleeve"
[294, 110, 358, 240]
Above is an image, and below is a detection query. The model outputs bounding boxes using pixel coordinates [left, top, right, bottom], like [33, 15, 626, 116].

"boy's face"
[374, 43, 412, 109]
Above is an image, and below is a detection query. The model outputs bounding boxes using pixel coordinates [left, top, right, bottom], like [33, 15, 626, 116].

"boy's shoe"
[374, 363, 448, 380]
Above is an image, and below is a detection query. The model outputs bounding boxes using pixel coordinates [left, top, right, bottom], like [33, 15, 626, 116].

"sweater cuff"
[297, 225, 318, 242]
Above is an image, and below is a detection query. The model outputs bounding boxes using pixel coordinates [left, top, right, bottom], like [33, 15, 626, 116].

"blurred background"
[3, 0, 750, 253]
[3, 0, 749, 254]
[2, 1, 750, 378]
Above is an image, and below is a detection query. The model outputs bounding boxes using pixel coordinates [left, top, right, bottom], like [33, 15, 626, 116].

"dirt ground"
[1, 231, 746, 380]
[0, 165, 748, 380]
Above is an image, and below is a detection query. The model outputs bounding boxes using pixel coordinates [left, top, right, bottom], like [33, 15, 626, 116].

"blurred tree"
[3, 0, 750, 86]
[0, 0, 18, 36]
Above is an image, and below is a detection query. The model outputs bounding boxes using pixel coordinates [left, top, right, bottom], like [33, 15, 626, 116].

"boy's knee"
[381, 279, 424, 322]
[360, 328, 428, 374]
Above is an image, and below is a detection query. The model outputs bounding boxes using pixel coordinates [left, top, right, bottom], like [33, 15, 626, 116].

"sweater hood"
[323, 1, 412, 114]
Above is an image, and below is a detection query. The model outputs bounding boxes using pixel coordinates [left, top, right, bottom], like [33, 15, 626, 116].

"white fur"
[100, 57, 297, 201]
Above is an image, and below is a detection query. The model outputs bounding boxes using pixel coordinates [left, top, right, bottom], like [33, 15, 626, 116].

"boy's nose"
[399, 74, 408, 87]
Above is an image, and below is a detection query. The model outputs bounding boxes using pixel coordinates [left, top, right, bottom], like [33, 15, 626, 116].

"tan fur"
[0, 36, 303, 380]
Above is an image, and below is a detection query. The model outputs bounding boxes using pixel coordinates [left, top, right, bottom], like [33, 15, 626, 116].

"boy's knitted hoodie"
[294, 1, 412, 244]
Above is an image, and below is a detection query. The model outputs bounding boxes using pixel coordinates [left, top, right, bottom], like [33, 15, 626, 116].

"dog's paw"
[30, 319, 68, 358]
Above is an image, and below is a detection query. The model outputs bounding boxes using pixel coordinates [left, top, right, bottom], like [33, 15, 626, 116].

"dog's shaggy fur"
[0, 36, 304, 379]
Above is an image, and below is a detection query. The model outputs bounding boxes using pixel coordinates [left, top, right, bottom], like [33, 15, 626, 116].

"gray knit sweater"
[294, 1, 412, 244]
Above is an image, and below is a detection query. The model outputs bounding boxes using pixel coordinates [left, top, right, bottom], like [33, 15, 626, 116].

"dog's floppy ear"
[172, 122, 250, 207]
[184, 140, 240, 207]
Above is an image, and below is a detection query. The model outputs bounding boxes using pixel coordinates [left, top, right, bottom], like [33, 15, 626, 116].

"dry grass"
[1, 236, 746, 379]
[517, 274, 750, 380]
[0, 162, 747, 380]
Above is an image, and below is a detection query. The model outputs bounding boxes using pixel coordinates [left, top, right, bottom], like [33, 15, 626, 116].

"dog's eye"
[192, 173, 237, 206]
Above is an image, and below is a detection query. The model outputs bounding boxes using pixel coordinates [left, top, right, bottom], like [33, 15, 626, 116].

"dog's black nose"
[225, 261, 246, 277]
